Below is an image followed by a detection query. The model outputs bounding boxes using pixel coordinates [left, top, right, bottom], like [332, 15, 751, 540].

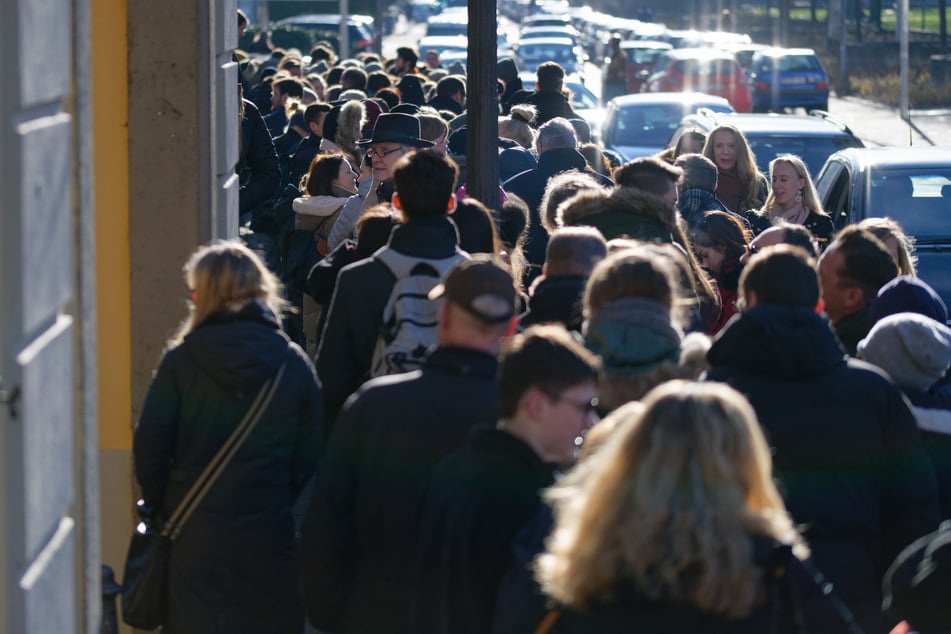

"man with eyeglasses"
[410, 324, 599, 634]
[327, 112, 432, 252]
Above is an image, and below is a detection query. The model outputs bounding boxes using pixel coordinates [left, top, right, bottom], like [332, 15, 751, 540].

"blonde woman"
[858, 216, 917, 275]
[749, 154, 834, 244]
[133, 241, 323, 634]
[499, 103, 538, 149]
[534, 381, 808, 633]
[702, 124, 768, 215]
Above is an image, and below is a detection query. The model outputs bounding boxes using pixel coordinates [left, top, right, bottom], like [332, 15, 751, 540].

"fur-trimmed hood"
[558, 185, 677, 242]
[335, 100, 367, 158]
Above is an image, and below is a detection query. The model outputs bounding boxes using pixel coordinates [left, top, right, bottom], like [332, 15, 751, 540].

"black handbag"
[120, 362, 286, 630]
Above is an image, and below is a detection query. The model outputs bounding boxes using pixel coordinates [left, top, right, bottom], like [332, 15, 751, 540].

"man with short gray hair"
[503, 118, 613, 286]
[674, 153, 742, 228]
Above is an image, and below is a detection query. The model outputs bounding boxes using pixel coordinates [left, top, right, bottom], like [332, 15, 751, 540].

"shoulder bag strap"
[160, 361, 287, 540]
[534, 608, 561, 634]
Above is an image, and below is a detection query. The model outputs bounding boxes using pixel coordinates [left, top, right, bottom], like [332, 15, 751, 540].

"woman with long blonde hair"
[749, 154, 834, 245]
[134, 241, 323, 634]
[534, 380, 808, 633]
[703, 124, 768, 215]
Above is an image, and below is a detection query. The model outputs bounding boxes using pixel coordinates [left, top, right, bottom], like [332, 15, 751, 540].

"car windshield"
[747, 134, 863, 180]
[614, 104, 708, 147]
[760, 55, 821, 72]
[866, 167, 951, 237]
[624, 47, 666, 64]
[518, 44, 574, 64]
[674, 59, 736, 77]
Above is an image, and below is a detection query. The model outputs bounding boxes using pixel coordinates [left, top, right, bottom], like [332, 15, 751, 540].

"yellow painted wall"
[92, 0, 131, 452]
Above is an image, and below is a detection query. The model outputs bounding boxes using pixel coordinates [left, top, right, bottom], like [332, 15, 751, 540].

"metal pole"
[467, 0, 500, 210]
[900, 0, 910, 121]
[340, 0, 350, 59]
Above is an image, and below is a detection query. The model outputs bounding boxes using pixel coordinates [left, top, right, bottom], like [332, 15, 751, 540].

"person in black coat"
[525, 382, 810, 634]
[301, 257, 520, 634]
[238, 96, 280, 217]
[503, 118, 613, 287]
[705, 244, 940, 633]
[133, 241, 323, 634]
[314, 145, 453, 425]
[411, 326, 599, 634]
[520, 227, 607, 332]
[507, 62, 581, 127]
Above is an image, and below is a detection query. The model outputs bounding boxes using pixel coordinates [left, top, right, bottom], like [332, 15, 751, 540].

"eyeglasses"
[366, 147, 403, 159]
[547, 392, 600, 417]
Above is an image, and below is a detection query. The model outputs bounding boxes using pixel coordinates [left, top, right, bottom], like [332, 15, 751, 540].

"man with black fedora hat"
[326, 112, 433, 251]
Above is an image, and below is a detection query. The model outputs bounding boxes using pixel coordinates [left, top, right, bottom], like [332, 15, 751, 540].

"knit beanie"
[870, 275, 948, 326]
[499, 146, 537, 183]
[584, 297, 683, 375]
[857, 311, 951, 391]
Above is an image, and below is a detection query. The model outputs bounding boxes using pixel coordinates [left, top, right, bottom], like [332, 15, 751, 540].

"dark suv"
[816, 146, 951, 310]
[273, 14, 377, 57]
[667, 109, 864, 179]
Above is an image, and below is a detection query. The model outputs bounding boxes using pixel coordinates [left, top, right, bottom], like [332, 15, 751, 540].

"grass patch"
[849, 67, 951, 107]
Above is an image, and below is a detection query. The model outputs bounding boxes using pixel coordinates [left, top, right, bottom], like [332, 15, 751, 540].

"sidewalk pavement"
[835, 95, 951, 148]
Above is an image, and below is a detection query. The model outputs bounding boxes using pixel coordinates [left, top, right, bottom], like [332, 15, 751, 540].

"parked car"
[619, 39, 672, 93]
[748, 47, 830, 112]
[719, 42, 770, 76]
[425, 10, 468, 37]
[273, 14, 377, 57]
[816, 146, 951, 308]
[416, 35, 468, 58]
[667, 109, 865, 179]
[513, 36, 587, 76]
[645, 48, 752, 112]
[601, 92, 734, 161]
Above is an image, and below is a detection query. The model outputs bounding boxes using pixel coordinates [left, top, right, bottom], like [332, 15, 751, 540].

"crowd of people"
[129, 10, 951, 634]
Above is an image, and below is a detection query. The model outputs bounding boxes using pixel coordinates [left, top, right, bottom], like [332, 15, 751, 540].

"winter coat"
[746, 207, 835, 246]
[288, 133, 322, 188]
[709, 259, 743, 336]
[300, 346, 500, 634]
[314, 214, 462, 424]
[519, 275, 587, 332]
[503, 147, 613, 284]
[903, 387, 951, 520]
[428, 94, 464, 115]
[411, 428, 556, 634]
[536, 538, 805, 634]
[507, 89, 581, 126]
[238, 99, 280, 216]
[327, 175, 377, 252]
[133, 301, 323, 634]
[706, 304, 940, 633]
[559, 185, 676, 244]
[831, 305, 871, 357]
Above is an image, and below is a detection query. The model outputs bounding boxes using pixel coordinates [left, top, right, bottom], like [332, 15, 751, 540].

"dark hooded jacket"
[508, 88, 581, 127]
[239, 99, 281, 216]
[519, 275, 587, 331]
[133, 301, 323, 634]
[706, 304, 940, 633]
[560, 185, 675, 244]
[502, 147, 613, 285]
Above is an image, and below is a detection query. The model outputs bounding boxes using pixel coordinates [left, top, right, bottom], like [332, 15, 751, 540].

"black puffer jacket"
[706, 304, 940, 633]
[133, 301, 323, 634]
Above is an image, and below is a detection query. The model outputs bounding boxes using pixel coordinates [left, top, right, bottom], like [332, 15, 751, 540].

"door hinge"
[0, 383, 22, 419]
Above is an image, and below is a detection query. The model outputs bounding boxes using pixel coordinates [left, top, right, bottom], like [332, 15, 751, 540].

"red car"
[620, 40, 672, 94]
[645, 48, 752, 113]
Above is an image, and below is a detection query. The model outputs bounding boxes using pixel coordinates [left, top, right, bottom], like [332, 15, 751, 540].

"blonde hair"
[537, 381, 806, 616]
[858, 216, 917, 276]
[499, 104, 537, 149]
[174, 241, 285, 343]
[703, 125, 765, 211]
[763, 154, 827, 220]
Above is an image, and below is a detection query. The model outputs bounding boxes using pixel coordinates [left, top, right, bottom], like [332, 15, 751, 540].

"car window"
[518, 44, 574, 64]
[614, 105, 687, 146]
[625, 47, 665, 65]
[816, 161, 852, 228]
[777, 55, 820, 72]
[747, 134, 863, 180]
[867, 168, 951, 237]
